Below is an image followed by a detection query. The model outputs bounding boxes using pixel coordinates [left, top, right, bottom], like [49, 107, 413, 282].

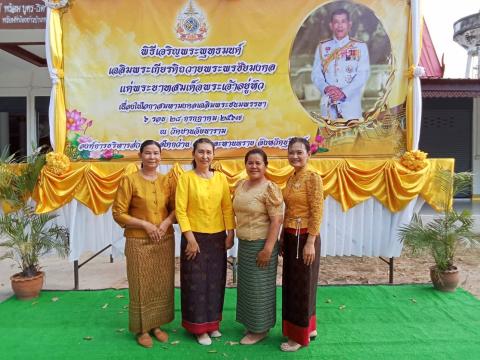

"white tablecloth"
[55, 196, 422, 262]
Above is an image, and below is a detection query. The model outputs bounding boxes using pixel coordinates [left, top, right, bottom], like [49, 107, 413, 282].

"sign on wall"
[0, 1, 46, 29]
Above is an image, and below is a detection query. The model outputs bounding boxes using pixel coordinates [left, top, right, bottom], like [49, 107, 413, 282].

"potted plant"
[399, 170, 479, 292]
[0, 146, 69, 300]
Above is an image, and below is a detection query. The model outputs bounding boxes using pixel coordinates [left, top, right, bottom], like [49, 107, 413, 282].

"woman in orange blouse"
[112, 140, 176, 348]
[281, 137, 324, 352]
[175, 138, 235, 346]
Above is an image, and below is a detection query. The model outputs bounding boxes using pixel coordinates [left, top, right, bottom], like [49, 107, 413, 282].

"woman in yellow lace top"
[233, 148, 283, 345]
[281, 137, 324, 352]
[112, 140, 176, 348]
[175, 138, 235, 346]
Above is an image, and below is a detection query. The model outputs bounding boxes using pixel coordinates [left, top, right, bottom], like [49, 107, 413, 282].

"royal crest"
[175, 0, 208, 43]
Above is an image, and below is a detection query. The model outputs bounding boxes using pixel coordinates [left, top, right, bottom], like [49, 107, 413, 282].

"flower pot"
[429, 266, 459, 292]
[10, 271, 45, 300]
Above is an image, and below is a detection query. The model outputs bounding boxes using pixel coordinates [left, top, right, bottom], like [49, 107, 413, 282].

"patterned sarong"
[125, 235, 175, 333]
[282, 230, 321, 346]
[180, 231, 227, 334]
[236, 239, 278, 333]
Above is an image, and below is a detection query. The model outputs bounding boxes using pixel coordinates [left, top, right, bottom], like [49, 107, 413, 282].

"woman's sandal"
[196, 333, 212, 346]
[209, 330, 222, 338]
[151, 328, 168, 343]
[240, 332, 267, 345]
[137, 333, 153, 348]
[280, 340, 302, 352]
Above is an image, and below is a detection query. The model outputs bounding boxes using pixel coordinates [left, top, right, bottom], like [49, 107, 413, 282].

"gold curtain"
[48, 9, 67, 153]
[33, 159, 453, 215]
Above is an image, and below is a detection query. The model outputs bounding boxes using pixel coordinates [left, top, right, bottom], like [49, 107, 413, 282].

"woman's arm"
[112, 176, 162, 242]
[257, 182, 284, 267]
[257, 214, 283, 268]
[175, 173, 192, 233]
[303, 172, 324, 266]
[183, 230, 200, 260]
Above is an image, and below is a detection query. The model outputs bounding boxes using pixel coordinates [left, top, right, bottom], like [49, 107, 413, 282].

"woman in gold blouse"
[112, 140, 176, 348]
[175, 138, 235, 346]
[281, 137, 324, 352]
[233, 148, 283, 345]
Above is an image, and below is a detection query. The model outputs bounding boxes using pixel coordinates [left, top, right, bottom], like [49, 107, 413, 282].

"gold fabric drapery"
[47, 8, 67, 153]
[33, 159, 453, 215]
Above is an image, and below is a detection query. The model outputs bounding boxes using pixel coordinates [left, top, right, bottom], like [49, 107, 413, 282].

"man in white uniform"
[312, 9, 370, 124]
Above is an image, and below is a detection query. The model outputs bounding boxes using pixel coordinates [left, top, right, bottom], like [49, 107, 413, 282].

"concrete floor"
[1, 200, 479, 302]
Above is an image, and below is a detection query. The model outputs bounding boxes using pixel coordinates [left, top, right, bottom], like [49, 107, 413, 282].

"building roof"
[420, 19, 445, 79]
[422, 78, 480, 98]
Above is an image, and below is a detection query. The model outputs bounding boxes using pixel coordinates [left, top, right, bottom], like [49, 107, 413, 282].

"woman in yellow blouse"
[233, 148, 283, 345]
[112, 140, 176, 348]
[281, 137, 324, 352]
[175, 138, 235, 346]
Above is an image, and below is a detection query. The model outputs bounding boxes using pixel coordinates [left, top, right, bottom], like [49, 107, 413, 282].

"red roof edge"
[419, 19, 445, 79]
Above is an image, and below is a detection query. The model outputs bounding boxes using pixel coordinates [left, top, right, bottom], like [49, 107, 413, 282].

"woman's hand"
[303, 234, 316, 266]
[225, 230, 234, 250]
[185, 239, 200, 260]
[256, 247, 273, 268]
[156, 219, 171, 241]
[143, 221, 161, 242]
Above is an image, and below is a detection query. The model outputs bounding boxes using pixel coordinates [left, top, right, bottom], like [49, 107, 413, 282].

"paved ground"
[1, 201, 479, 302]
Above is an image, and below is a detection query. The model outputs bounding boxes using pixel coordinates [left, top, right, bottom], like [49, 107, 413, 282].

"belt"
[284, 227, 308, 235]
[286, 218, 304, 259]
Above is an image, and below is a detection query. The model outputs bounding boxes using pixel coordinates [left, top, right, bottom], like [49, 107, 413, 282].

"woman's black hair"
[140, 139, 162, 153]
[287, 137, 311, 153]
[244, 148, 268, 166]
[191, 138, 215, 169]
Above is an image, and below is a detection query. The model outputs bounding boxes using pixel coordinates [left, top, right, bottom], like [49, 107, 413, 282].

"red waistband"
[284, 227, 309, 235]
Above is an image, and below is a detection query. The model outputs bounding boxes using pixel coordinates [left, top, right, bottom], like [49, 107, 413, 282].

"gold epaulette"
[318, 38, 332, 47]
[349, 37, 365, 43]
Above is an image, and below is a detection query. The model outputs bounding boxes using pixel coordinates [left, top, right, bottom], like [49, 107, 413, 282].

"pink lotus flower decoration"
[102, 149, 114, 159]
[78, 135, 93, 144]
[89, 151, 102, 159]
[66, 109, 86, 131]
[310, 134, 329, 155]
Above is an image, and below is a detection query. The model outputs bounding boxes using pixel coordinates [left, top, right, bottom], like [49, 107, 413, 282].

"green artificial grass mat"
[0, 285, 479, 359]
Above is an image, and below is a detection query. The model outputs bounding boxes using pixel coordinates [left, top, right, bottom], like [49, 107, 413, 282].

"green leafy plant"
[399, 170, 479, 272]
[0, 146, 69, 278]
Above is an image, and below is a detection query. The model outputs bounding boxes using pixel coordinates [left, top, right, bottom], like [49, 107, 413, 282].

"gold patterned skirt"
[125, 235, 175, 333]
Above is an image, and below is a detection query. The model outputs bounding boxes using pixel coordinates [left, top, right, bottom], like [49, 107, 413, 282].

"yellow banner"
[62, 0, 410, 161]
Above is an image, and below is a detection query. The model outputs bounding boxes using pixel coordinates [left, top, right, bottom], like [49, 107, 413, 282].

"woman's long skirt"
[236, 239, 278, 333]
[180, 231, 227, 334]
[125, 235, 175, 333]
[282, 230, 321, 346]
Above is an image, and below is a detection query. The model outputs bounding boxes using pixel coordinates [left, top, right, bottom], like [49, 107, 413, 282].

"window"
[0, 97, 27, 158]
[35, 96, 51, 150]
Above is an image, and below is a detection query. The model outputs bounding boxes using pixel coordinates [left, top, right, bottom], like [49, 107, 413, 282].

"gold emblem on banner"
[175, 0, 208, 43]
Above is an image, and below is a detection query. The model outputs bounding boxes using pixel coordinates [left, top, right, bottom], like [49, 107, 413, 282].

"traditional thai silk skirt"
[180, 231, 227, 334]
[125, 235, 175, 333]
[236, 239, 278, 333]
[282, 229, 321, 346]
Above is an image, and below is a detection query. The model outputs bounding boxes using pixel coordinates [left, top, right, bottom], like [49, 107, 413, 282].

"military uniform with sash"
[312, 36, 370, 121]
